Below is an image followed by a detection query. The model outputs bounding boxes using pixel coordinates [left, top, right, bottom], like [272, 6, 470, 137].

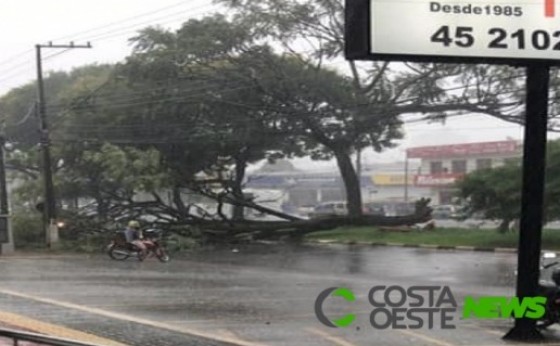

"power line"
[0, 61, 35, 86]
[0, 3, 217, 92]
[14, 106, 528, 146]
[81, 4, 215, 43]
[0, 2, 200, 73]
[43, 86, 528, 134]
[6, 103, 36, 128]
[51, 1, 210, 42]
[45, 78, 239, 111]
[0, 49, 34, 71]
[47, 110, 484, 140]
[17, 70, 527, 120]
[42, 49, 73, 61]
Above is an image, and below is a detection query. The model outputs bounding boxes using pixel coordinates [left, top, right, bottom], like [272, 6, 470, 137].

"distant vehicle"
[310, 201, 390, 218]
[297, 204, 316, 217]
[393, 202, 416, 216]
[382, 202, 416, 217]
[432, 205, 461, 220]
[363, 202, 386, 216]
[309, 201, 347, 219]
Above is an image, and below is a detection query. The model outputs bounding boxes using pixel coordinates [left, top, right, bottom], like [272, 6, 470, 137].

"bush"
[12, 211, 44, 249]
[59, 233, 111, 253]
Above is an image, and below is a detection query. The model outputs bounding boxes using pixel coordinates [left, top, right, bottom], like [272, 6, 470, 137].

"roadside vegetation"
[5, 0, 560, 249]
[307, 227, 560, 250]
[457, 140, 560, 233]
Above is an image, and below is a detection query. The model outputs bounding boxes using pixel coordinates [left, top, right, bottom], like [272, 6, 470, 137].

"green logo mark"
[314, 287, 356, 328]
[463, 296, 547, 319]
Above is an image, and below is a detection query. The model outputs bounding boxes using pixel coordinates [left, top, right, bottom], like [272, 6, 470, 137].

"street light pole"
[504, 63, 549, 342]
[404, 152, 409, 202]
[0, 123, 9, 253]
[35, 42, 91, 247]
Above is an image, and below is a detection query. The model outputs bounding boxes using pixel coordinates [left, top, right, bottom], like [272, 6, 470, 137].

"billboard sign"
[407, 140, 520, 158]
[345, 0, 560, 64]
[371, 174, 414, 186]
[414, 173, 464, 186]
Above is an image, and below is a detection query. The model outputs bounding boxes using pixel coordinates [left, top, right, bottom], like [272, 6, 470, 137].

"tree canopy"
[457, 139, 560, 232]
[5, 0, 551, 240]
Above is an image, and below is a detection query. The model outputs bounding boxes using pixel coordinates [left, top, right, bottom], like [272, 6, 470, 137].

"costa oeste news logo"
[314, 285, 547, 329]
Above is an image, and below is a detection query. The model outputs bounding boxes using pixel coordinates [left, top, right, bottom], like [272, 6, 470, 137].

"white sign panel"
[371, 0, 560, 60]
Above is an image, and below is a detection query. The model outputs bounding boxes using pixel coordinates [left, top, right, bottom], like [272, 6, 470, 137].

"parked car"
[382, 202, 416, 216]
[297, 204, 316, 218]
[432, 205, 462, 219]
[309, 202, 347, 219]
[363, 202, 386, 216]
[393, 202, 416, 216]
[310, 201, 388, 218]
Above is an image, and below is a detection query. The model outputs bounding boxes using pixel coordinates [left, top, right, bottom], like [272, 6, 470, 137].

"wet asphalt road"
[0, 244, 558, 346]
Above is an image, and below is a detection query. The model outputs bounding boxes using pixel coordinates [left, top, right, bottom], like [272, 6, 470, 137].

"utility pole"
[504, 64, 550, 341]
[0, 122, 10, 254]
[36, 42, 91, 248]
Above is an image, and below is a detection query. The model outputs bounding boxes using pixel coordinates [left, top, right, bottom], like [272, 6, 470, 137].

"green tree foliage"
[457, 139, 560, 232]
[457, 161, 521, 232]
[217, 0, 534, 216]
[2, 3, 533, 238]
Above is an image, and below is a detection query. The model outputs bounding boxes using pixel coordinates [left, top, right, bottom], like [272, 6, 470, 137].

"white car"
[309, 202, 348, 219]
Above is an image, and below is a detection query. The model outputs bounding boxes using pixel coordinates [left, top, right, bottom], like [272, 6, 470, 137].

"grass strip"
[306, 227, 560, 250]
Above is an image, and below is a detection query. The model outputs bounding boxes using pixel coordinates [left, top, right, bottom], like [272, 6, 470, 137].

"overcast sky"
[0, 0, 549, 170]
[0, 0, 217, 94]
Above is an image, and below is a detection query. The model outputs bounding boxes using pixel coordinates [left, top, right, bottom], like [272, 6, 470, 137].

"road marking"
[396, 330, 456, 346]
[0, 288, 267, 346]
[459, 323, 506, 336]
[0, 310, 127, 346]
[306, 327, 358, 346]
[472, 328, 503, 336]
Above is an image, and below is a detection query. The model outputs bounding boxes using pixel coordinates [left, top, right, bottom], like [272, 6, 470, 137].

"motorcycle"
[535, 251, 560, 329]
[107, 228, 170, 262]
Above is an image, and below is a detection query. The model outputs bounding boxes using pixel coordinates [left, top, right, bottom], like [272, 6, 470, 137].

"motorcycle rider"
[123, 220, 148, 258]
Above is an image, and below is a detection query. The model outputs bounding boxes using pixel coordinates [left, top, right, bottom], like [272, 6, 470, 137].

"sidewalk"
[0, 311, 127, 346]
[0, 320, 44, 346]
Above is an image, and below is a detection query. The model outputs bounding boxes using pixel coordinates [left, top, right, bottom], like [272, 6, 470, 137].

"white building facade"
[406, 140, 522, 204]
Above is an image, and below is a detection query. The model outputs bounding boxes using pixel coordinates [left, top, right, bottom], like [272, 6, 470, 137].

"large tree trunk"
[195, 198, 432, 236]
[333, 148, 363, 217]
[93, 186, 109, 219]
[172, 186, 188, 219]
[232, 155, 247, 221]
[498, 218, 512, 233]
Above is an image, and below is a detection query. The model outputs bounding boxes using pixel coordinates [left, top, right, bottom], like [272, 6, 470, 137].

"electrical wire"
[44, 71, 529, 118]
[42, 49, 73, 61]
[50, 1, 210, 42]
[0, 49, 34, 71]
[0, 2, 218, 91]
[81, 5, 215, 43]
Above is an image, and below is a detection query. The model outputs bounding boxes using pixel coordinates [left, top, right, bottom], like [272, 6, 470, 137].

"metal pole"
[36, 45, 56, 248]
[0, 136, 9, 217]
[0, 128, 7, 254]
[35, 42, 91, 248]
[504, 63, 549, 341]
[404, 153, 409, 202]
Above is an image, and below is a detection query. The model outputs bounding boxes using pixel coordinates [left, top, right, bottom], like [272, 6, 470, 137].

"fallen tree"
[70, 191, 432, 242]
[192, 198, 432, 241]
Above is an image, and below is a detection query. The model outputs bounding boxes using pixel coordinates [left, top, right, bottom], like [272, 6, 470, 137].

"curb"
[0, 310, 127, 346]
[308, 239, 524, 253]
